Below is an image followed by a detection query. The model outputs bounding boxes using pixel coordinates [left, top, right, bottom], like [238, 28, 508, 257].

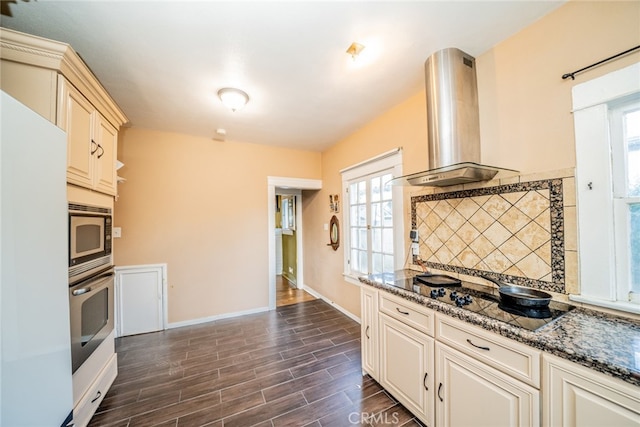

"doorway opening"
[267, 177, 322, 310]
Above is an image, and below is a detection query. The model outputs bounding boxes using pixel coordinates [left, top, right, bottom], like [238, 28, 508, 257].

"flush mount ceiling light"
[346, 42, 365, 60]
[217, 87, 249, 112]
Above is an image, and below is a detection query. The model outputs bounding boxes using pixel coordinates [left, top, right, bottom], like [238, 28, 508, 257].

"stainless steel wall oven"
[68, 203, 115, 373]
[69, 268, 114, 373]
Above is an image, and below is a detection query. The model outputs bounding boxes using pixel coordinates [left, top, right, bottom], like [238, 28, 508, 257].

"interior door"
[116, 265, 165, 336]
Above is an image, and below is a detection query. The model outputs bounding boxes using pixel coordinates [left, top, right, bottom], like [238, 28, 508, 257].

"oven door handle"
[72, 288, 91, 296]
[71, 270, 114, 296]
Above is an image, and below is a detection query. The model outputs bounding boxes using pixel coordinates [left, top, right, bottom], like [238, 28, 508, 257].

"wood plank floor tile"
[262, 370, 333, 402]
[175, 390, 265, 427]
[271, 391, 352, 427]
[88, 299, 419, 427]
[222, 392, 307, 427]
[288, 353, 350, 378]
[220, 370, 293, 402]
[127, 391, 223, 427]
[253, 352, 317, 378]
[315, 387, 400, 426]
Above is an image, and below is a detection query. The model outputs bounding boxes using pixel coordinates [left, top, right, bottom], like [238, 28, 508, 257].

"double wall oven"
[68, 203, 114, 373]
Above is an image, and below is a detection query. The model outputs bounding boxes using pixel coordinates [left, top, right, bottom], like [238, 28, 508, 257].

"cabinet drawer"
[379, 292, 434, 337]
[73, 353, 117, 427]
[436, 314, 540, 388]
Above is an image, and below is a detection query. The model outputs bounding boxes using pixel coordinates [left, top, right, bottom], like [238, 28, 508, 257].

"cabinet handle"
[97, 144, 105, 159]
[466, 338, 490, 351]
[365, 325, 370, 339]
[90, 390, 102, 403]
[437, 383, 443, 402]
[396, 307, 410, 315]
[423, 372, 428, 391]
[90, 139, 99, 155]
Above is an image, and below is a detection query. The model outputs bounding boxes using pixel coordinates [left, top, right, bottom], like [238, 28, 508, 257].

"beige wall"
[477, 0, 640, 174]
[303, 0, 640, 319]
[303, 93, 428, 318]
[114, 127, 321, 323]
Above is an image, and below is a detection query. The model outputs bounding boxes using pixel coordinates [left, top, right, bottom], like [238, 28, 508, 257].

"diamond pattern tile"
[499, 206, 530, 234]
[433, 200, 454, 220]
[483, 195, 510, 219]
[456, 198, 481, 219]
[484, 222, 511, 248]
[413, 186, 554, 283]
[434, 222, 454, 243]
[468, 208, 494, 233]
[515, 190, 549, 220]
[469, 234, 495, 259]
[456, 222, 481, 243]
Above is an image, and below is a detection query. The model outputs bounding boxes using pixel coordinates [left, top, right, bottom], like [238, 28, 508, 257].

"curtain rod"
[562, 45, 640, 81]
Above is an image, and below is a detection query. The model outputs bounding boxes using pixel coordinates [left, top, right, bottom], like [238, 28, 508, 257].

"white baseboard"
[303, 285, 361, 324]
[168, 306, 270, 329]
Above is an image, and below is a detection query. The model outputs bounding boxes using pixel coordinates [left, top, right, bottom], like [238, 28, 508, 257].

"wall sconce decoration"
[327, 215, 339, 251]
[329, 194, 339, 213]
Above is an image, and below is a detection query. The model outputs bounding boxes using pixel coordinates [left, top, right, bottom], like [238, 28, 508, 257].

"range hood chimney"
[393, 48, 516, 187]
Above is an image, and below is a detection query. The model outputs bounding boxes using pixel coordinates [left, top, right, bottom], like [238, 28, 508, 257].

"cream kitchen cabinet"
[361, 287, 541, 427]
[543, 353, 640, 427]
[360, 286, 379, 380]
[0, 28, 127, 197]
[436, 342, 539, 427]
[59, 77, 118, 195]
[435, 314, 540, 427]
[380, 313, 435, 426]
[377, 292, 436, 426]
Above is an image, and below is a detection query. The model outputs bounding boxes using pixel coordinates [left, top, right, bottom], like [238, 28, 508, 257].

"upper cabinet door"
[58, 76, 118, 196]
[94, 113, 118, 196]
[59, 78, 94, 189]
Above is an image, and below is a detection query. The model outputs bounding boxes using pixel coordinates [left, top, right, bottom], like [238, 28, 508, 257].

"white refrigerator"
[1, 91, 74, 426]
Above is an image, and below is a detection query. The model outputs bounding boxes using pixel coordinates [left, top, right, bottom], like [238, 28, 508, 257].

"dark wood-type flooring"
[276, 275, 316, 307]
[88, 299, 424, 426]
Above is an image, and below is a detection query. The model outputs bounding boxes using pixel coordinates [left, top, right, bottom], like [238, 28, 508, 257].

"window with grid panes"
[572, 62, 640, 314]
[348, 172, 395, 275]
[341, 149, 403, 281]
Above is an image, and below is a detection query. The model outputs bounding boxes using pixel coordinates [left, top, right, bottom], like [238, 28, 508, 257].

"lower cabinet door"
[379, 313, 434, 426]
[543, 354, 640, 427]
[436, 342, 539, 427]
[361, 286, 378, 379]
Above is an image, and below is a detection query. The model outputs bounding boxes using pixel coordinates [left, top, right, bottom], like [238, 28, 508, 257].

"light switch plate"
[113, 227, 122, 238]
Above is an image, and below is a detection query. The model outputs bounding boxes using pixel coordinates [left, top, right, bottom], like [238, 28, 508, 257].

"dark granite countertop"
[359, 270, 640, 388]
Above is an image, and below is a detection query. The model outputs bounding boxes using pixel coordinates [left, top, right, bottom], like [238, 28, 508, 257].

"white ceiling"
[1, 1, 565, 152]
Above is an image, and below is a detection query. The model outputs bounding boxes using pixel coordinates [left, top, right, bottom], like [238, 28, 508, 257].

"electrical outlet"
[411, 242, 419, 255]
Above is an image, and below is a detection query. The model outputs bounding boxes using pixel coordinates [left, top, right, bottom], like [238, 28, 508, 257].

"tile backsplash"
[411, 169, 577, 294]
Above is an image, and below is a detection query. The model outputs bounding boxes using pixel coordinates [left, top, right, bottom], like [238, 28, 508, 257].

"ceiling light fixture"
[346, 42, 365, 60]
[217, 87, 249, 112]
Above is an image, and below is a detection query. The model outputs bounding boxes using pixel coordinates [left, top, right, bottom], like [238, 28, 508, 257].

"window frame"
[341, 149, 403, 284]
[571, 62, 640, 314]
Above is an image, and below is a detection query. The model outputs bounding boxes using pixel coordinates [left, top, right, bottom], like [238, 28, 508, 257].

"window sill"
[569, 295, 640, 315]
[343, 273, 363, 287]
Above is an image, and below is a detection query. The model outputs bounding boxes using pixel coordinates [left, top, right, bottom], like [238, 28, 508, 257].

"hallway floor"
[276, 275, 316, 307]
[88, 299, 423, 426]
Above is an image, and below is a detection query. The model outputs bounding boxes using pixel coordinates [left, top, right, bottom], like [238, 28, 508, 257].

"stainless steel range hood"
[393, 48, 516, 187]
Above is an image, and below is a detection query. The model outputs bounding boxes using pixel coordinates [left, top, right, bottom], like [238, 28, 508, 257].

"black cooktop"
[377, 273, 574, 332]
